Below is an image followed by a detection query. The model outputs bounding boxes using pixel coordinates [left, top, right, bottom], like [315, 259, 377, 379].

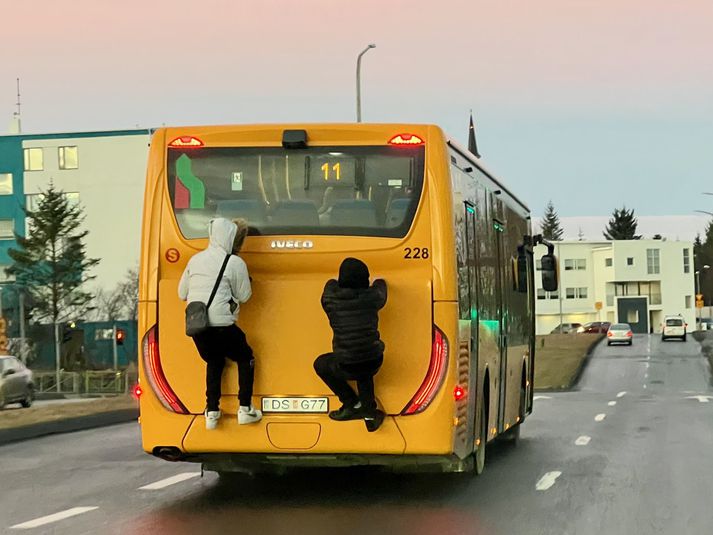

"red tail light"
[454, 385, 466, 402]
[168, 136, 204, 148]
[607, 331, 613, 337]
[142, 325, 188, 413]
[388, 133, 424, 146]
[627, 331, 633, 337]
[401, 326, 449, 415]
[132, 384, 143, 399]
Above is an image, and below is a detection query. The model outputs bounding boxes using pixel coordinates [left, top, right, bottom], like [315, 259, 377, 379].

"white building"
[535, 239, 696, 335]
[18, 129, 151, 291]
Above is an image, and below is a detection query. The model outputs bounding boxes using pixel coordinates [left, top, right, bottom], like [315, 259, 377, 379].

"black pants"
[313, 353, 380, 413]
[193, 324, 255, 411]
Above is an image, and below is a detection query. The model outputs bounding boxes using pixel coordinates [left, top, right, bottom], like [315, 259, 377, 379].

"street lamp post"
[695, 265, 710, 328]
[356, 43, 376, 123]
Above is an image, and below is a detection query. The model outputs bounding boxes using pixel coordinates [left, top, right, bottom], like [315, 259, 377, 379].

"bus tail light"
[168, 136, 204, 148]
[454, 385, 466, 402]
[388, 133, 424, 146]
[142, 325, 188, 414]
[401, 326, 449, 415]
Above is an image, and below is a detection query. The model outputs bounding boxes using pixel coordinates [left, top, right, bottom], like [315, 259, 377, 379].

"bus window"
[167, 145, 425, 239]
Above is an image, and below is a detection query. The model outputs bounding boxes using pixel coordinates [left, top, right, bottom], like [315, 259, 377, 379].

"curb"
[0, 408, 139, 446]
[535, 334, 606, 393]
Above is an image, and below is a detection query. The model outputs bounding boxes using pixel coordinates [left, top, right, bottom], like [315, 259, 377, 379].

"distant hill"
[531, 215, 709, 242]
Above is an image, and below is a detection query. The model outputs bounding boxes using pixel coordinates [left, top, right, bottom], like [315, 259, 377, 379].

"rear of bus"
[138, 124, 467, 472]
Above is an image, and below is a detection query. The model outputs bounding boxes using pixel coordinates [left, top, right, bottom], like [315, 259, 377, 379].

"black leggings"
[313, 353, 380, 412]
[192, 325, 255, 411]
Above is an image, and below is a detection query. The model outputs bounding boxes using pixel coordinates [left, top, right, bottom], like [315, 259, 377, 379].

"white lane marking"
[139, 472, 201, 490]
[595, 413, 606, 422]
[645, 373, 649, 379]
[10, 507, 98, 530]
[617, 391, 627, 398]
[535, 471, 562, 490]
[608, 401, 617, 406]
[645, 362, 650, 369]
[686, 395, 713, 403]
[575, 435, 591, 446]
[533, 395, 552, 400]
[643, 384, 647, 389]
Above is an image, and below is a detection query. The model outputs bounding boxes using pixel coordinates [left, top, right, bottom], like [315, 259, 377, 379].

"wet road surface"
[1, 334, 711, 534]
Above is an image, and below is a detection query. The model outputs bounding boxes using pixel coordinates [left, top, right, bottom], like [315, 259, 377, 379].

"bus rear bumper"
[187, 453, 473, 474]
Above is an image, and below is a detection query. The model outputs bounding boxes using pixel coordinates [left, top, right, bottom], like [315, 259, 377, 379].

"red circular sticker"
[165, 248, 180, 263]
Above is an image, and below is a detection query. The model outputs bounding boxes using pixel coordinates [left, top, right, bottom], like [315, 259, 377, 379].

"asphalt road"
[1, 334, 711, 534]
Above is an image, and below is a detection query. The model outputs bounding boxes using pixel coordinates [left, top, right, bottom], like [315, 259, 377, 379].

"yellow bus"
[138, 123, 557, 474]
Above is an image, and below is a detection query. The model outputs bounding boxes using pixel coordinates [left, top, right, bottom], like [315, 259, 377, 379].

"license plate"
[261, 397, 329, 413]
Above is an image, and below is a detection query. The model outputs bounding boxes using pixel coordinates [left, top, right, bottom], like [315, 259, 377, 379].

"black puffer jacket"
[321, 278, 387, 372]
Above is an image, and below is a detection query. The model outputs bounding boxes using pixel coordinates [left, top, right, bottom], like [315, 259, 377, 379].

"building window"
[0, 173, 13, 195]
[683, 248, 690, 274]
[646, 249, 660, 274]
[606, 294, 614, 306]
[564, 259, 587, 271]
[685, 295, 692, 309]
[627, 257, 634, 266]
[565, 287, 587, 299]
[548, 290, 559, 300]
[26, 192, 80, 212]
[0, 219, 14, 239]
[605, 258, 613, 267]
[23, 148, 44, 171]
[537, 289, 546, 300]
[58, 146, 79, 170]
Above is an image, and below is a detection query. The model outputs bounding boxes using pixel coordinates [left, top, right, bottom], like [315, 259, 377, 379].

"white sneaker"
[238, 405, 263, 425]
[205, 410, 221, 430]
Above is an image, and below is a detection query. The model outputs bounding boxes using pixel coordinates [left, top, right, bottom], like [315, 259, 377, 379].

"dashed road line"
[686, 395, 713, 403]
[10, 507, 99, 530]
[575, 435, 591, 446]
[139, 472, 201, 490]
[533, 395, 552, 400]
[536, 471, 562, 490]
[645, 362, 650, 369]
[594, 413, 606, 422]
[645, 373, 649, 379]
[617, 391, 627, 398]
[608, 401, 616, 406]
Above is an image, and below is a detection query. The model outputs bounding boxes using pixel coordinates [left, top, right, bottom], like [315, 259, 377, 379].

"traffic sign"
[696, 294, 704, 300]
[697, 299, 704, 309]
[595, 301, 603, 311]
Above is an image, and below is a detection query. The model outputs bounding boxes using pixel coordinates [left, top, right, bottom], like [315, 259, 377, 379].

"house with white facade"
[0, 129, 151, 292]
[535, 239, 695, 335]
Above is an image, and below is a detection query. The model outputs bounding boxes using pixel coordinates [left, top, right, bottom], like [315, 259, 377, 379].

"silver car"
[607, 323, 633, 346]
[0, 356, 34, 409]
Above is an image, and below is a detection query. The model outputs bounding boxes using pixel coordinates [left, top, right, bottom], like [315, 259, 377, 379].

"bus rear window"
[167, 145, 425, 239]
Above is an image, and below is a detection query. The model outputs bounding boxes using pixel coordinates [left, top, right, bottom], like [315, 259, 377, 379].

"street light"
[696, 265, 710, 328]
[356, 43, 376, 123]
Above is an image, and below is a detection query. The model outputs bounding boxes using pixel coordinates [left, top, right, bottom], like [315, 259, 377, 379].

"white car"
[662, 316, 687, 342]
[607, 323, 633, 346]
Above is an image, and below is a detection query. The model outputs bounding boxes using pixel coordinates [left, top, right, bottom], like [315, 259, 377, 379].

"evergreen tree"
[540, 200, 564, 241]
[603, 206, 641, 240]
[695, 224, 713, 305]
[7, 183, 99, 326]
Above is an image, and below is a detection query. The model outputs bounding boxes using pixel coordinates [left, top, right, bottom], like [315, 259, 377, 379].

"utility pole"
[558, 242, 564, 332]
[18, 291, 25, 362]
[54, 322, 61, 392]
[112, 323, 118, 371]
[356, 44, 376, 122]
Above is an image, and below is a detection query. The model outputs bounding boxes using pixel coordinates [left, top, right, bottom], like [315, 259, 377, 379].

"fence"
[33, 370, 138, 395]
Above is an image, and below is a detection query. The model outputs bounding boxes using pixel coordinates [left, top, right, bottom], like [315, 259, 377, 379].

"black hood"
[338, 257, 370, 290]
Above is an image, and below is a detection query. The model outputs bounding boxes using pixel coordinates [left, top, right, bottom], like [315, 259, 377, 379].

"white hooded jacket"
[178, 218, 252, 327]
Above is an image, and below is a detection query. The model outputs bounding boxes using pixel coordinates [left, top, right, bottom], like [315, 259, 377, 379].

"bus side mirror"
[540, 253, 558, 292]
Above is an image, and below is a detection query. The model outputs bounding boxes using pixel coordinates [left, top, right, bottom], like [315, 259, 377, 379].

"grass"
[0, 395, 138, 430]
[534, 334, 604, 391]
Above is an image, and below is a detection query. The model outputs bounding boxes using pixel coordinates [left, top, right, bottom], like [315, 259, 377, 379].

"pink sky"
[2, 1, 712, 216]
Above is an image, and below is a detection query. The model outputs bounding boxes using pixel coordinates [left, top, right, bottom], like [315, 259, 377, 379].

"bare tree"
[92, 268, 138, 321]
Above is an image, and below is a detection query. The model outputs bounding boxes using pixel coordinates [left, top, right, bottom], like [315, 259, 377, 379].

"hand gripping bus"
[137, 124, 558, 475]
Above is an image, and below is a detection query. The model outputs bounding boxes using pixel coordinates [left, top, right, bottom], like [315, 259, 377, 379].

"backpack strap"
[206, 254, 231, 310]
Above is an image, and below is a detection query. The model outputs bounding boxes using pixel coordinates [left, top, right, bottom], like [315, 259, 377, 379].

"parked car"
[0, 356, 34, 409]
[577, 321, 612, 334]
[550, 323, 582, 334]
[662, 315, 687, 342]
[607, 323, 633, 346]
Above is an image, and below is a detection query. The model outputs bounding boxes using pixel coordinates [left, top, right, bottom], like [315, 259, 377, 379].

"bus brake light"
[401, 326, 449, 415]
[168, 136, 204, 148]
[388, 134, 424, 146]
[142, 325, 188, 414]
[454, 385, 466, 402]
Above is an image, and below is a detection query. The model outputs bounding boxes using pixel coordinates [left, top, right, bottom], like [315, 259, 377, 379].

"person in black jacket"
[313, 257, 387, 432]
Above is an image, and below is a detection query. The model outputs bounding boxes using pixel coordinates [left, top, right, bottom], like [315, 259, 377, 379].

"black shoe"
[329, 404, 363, 421]
[364, 410, 385, 432]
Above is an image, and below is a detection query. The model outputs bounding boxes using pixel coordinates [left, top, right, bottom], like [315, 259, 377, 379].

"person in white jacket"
[178, 217, 262, 429]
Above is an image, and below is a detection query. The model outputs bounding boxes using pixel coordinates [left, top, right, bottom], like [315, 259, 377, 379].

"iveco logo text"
[270, 240, 314, 249]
